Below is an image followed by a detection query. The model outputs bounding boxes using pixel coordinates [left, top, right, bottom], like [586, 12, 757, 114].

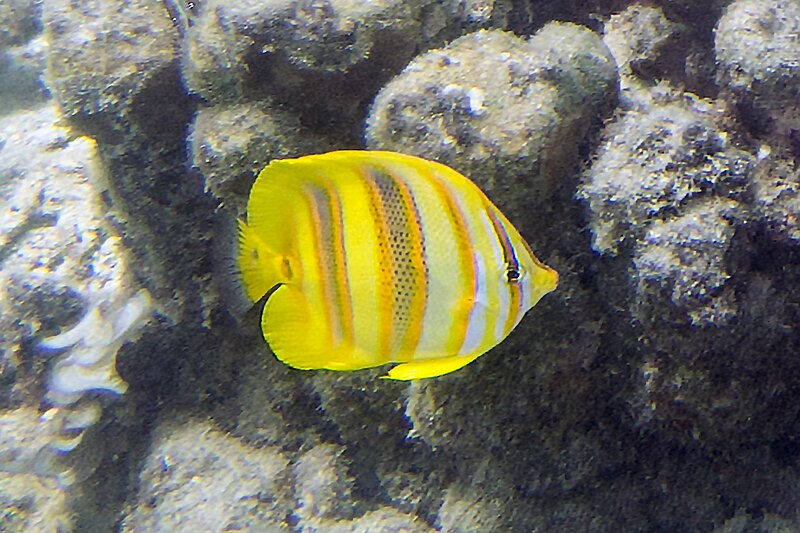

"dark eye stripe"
[304, 182, 353, 348]
[484, 205, 524, 336]
[485, 207, 519, 275]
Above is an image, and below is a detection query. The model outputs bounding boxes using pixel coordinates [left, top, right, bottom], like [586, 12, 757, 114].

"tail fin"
[237, 220, 292, 302]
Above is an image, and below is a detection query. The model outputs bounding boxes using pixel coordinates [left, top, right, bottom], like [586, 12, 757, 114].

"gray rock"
[181, 0, 427, 103]
[43, 0, 179, 121]
[0, 35, 49, 116]
[632, 197, 740, 326]
[317, 508, 436, 533]
[715, 0, 800, 104]
[0, 0, 40, 48]
[715, 0, 800, 157]
[181, 0, 512, 104]
[753, 152, 800, 242]
[121, 418, 291, 532]
[603, 5, 681, 77]
[293, 444, 357, 523]
[0, 414, 73, 531]
[436, 478, 513, 532]
[367, 24, 617, 225]
[190, 100, 335, 210]
[578, 88, 752, 255]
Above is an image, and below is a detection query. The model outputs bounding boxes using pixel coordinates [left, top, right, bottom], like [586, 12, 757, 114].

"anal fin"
[383, 353, 481, 380]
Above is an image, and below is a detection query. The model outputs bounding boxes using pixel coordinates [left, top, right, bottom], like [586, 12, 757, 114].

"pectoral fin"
[238, 220, 294, 302]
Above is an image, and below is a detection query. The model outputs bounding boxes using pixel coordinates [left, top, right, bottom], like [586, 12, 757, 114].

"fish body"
[238, 150, 557, 380]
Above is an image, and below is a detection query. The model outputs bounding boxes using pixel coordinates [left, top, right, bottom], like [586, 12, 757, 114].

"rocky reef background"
[1, 0, 800, 531]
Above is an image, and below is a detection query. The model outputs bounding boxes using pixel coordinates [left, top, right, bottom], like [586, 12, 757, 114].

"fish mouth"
[532, 264, 559, 296]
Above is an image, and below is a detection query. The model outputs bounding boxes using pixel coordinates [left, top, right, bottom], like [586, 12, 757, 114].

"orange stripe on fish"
[303, 181, 354, 350]
[359, 168, 396, 361]
[326, 181, 355, 351]
[485, 204, 523, 338]
[425, 168, 477, 355]
[302, 185, 339, 347]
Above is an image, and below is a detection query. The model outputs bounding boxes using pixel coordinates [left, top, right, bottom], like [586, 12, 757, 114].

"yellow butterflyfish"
[238, 150, 558, 380]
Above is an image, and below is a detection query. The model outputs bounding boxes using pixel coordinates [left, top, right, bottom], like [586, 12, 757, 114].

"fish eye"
[506, 266, 522, 283]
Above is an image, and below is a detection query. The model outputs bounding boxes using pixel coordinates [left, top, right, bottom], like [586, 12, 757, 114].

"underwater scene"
[1, 0, 800, 531]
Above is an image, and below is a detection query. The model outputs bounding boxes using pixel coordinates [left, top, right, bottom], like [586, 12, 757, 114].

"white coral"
[41, 289, 153, 406]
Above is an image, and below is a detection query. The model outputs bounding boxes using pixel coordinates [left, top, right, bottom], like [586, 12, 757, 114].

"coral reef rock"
[367, 24, 618, 224]
[122, 419, 292, 532]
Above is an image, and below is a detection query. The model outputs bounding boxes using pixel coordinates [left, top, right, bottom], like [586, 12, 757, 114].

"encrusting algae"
[238, 150, 557, 380]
